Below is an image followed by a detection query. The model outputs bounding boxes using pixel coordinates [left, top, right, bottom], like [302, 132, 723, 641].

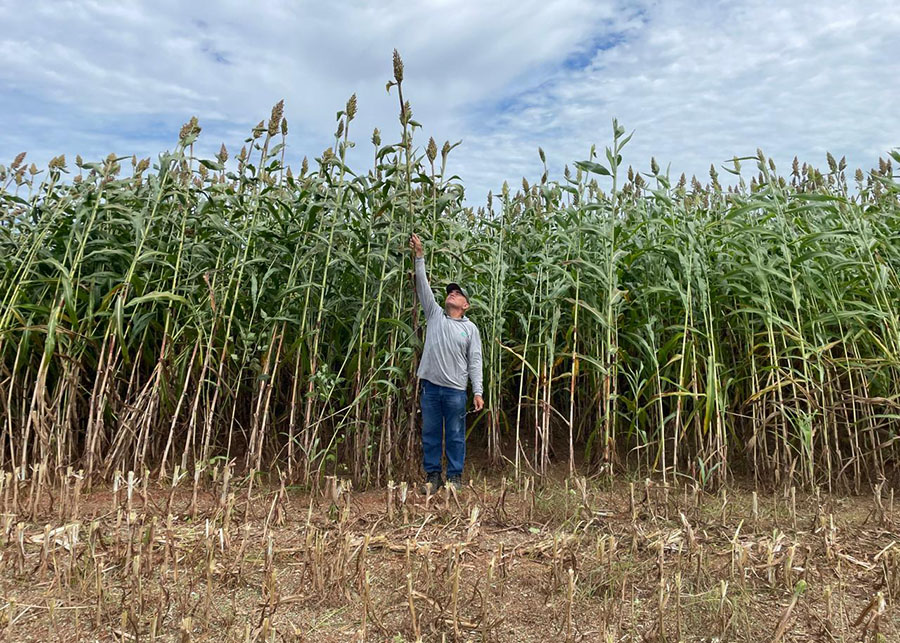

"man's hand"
[409, 233, 424, 258]
[473, 395, 484, 412]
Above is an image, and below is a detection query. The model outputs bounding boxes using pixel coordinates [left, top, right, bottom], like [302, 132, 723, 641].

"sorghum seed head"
[179, 117, 200, 142]
[855, 168, 864, 182]
[335, 119, 344, 139]
[539, 147, 546, 164]
[12, 152, 26, 169]
[253, 120, 265, 139]
[217, 144, 228, 164]
[392, 49, 404, 83]
[346, 94, 357, 121]
[281, 117, 288, 136]
[76, 154, 83, 167]
[426, 137, 437, 163]
[301, 156, 309, 175]
[372, 128, 381, 147]
[650, 157, 659, 175]
[827, 152, 837, 173]
[268, 100, 284, 137]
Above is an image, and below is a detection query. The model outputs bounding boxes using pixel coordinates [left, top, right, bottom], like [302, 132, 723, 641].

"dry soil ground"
[1, 465, 899, 641]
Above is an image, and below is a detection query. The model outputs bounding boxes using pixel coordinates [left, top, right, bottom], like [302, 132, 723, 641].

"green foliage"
[2, 86, 899, 489]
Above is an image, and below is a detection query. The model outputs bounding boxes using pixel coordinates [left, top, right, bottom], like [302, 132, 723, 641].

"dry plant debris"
[0, 467, 898, 642]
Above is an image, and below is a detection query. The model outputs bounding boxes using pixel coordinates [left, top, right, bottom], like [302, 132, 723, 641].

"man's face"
[445, 289, 469, 312]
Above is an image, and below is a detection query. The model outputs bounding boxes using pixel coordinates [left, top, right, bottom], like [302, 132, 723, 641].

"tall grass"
[2, 54, 899, 489]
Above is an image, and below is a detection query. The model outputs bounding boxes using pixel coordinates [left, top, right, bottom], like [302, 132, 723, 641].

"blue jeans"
[420, 380, 467, 478]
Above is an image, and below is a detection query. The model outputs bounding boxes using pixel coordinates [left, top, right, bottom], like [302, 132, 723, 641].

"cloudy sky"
[2, 0, 898, 203]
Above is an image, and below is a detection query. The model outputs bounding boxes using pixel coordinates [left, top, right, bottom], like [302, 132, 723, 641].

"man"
[409, 233, 484, 493]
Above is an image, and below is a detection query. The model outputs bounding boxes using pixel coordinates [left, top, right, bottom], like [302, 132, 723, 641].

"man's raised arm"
[409, 233, 441, 319]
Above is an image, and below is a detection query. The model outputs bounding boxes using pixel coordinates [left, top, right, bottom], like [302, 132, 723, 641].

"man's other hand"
[473, 395, 484, 412]
[409, 233, 424, 258]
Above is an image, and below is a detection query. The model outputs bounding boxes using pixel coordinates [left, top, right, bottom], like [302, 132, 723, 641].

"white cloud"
[1, 0, 897, 203]
[462, 1, 900, 198]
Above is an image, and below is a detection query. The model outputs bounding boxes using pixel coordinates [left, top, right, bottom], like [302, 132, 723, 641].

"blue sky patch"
[562, 32, 627, 71]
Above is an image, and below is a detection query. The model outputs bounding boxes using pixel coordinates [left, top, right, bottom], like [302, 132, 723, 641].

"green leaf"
[574, 160, 611, 176]
[126, 292, 189, 308]
[198, 159, 223, 171]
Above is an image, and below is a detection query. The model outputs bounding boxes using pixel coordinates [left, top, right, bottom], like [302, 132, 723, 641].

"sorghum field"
[1, 52, 900, 640]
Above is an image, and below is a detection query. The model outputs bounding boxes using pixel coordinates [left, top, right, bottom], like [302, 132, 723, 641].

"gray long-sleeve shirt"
[414, 257, 484, 396]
